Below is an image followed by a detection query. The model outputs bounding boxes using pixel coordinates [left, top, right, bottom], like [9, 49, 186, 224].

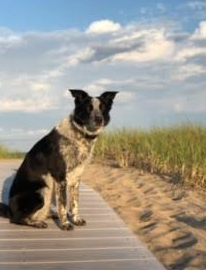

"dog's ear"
[69, 89, 89, 103]
[99, 91, 118, 104]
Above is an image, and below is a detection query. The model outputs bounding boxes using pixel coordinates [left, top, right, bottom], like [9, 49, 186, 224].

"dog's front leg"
[56, 181, 73, 230]
[69, 181, 86, 225]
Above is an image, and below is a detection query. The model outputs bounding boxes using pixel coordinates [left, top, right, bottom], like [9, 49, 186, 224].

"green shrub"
[0, 143, 24, 159]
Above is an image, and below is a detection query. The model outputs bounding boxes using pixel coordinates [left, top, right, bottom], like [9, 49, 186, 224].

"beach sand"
[82, 162, 206, 270]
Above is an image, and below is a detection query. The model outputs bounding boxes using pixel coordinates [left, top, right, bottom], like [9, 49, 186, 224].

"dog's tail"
[0, 202, 10, 218]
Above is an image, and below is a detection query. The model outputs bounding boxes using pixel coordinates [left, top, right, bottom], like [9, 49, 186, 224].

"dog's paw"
[72, 216, 86, 226]
[33, 221, 48, 229]
[61, 222, 74, 231]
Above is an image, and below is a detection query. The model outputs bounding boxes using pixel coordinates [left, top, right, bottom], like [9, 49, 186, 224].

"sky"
[0, 0, 206, 151]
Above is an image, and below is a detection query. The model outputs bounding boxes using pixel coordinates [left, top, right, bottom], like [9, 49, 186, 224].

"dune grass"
[0, 143, 24, 159]
[95, 125, 206, 188]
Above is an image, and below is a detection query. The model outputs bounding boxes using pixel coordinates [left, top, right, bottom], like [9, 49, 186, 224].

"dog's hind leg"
[56, 181, 74, 230]
[69, 181, 86, 226]
[10, 192, 48, 228]
[14, 218, 48, 228]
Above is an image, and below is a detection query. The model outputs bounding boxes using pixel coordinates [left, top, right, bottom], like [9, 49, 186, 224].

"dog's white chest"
[67, 143, 95, 186]
[67, 164, 85, 186]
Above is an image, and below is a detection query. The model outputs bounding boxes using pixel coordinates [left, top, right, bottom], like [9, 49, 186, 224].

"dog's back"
[9, 128, 62, 227]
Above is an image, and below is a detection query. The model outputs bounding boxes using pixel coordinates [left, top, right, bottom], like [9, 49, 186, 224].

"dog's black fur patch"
[9, 129, 67, 221]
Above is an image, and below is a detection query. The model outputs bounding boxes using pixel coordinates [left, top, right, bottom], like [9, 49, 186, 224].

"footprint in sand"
[139, 210, 153, 222]
[172, 232, 198, 249]
[176, 214, 206, 230]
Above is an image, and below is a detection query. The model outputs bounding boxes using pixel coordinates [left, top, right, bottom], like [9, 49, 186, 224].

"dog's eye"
[100, 103, 105, 111]
[87, 104, 93, 112]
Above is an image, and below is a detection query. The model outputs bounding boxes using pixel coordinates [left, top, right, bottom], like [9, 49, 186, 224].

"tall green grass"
[0, 143, 24, 159]
[95, 125, 206, 188]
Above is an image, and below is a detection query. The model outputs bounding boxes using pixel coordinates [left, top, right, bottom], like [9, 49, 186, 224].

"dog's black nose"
[94, 115, 103, 125]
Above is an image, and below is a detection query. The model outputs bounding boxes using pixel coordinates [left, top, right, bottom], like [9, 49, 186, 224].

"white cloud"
[8, 76, 51, 92]
[111, 30, 175, 63]
[86, 20, 121, 34]
[84, 78, 136, 96]
[175, 47, 206, 62]
[173, 64, 206, 80]
[0, 28, 23, 53]
[30, 82, 50, 91]
[66, 47, 95, 66]
[0, 127, 48, 139]
[85, 78, 117, 94]
[192, 21, 206, 39]
[116, 92, 134, 103]
[0, 97, 56, 112]
[174, 102, 184, 113]
[26, 129, 48, 136]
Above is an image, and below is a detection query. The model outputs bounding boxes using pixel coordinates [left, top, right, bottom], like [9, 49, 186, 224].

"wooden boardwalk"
[0, 161, 166, 270]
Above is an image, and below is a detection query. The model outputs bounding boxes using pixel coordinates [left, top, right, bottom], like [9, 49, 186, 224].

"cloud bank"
[0, 16, 206, 150]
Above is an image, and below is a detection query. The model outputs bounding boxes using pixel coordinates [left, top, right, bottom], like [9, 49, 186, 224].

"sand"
[82, 162, 206, 270]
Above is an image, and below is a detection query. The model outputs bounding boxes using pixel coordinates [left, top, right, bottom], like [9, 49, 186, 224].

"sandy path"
[82, 163, 206, 270]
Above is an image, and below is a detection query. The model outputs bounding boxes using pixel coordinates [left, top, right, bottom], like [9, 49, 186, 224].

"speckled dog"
[8, 89, 118, 230]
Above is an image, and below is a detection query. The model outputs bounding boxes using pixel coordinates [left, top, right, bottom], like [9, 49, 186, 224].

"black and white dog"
[8, 89, 118, 230]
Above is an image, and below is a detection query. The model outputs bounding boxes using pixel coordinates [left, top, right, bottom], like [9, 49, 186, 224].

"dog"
[6, 89, 118, 230]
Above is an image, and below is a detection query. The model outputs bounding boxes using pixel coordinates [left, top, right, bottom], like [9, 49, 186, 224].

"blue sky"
[0, 0, 206, 150]
[0, 0, 202, 31]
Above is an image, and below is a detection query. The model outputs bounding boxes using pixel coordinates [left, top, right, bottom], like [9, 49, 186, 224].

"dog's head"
[69, 89, 118, 136]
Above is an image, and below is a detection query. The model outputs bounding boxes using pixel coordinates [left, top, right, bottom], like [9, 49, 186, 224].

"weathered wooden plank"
[0, 237, 142, 250]
[0, 247, 153, 261]
[0, 228, 134, 239]
[0, 260, 165, 270]
[0, 214, 120, 223]
[0, 220, 125, 230]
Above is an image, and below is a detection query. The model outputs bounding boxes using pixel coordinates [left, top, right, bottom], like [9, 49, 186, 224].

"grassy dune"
[0, 144, 23, 159]
[95, 125, 206, 188]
